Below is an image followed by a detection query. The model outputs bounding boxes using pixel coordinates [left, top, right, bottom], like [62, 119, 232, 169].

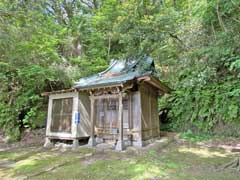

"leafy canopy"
[1, 0, 240, 140]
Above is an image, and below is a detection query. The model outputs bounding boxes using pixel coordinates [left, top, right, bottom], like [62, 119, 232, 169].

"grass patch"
[36, 157, 169, 180]
[179, 130, 212, 142]
[0, 148, 42, 161]
[0, 151, 25, 161]
[73, 147, 96, 154]
[13, 152, 62, 175]
[1, 140, 240, 180]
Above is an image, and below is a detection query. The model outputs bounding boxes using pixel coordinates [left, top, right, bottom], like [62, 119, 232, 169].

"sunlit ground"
[0, 140, 239, 180]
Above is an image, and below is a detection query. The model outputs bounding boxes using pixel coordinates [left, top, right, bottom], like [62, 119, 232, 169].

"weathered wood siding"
[93, 92, 142, 142]
[140, 83, 159, 141]
[77, 92, 91, 137]
[151, 93, 159, 138]
[131, 91, 142, 141]
[94, 96, 133, 141]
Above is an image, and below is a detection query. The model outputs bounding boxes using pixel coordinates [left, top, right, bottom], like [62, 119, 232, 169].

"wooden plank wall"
[77, 92, 91, 137]
[131, 91, 142, 141]
[140, 83, 159, 141]
[94, 92, 142, 142]
[90, 87, 160, 143]
[94, 97, 132, 141]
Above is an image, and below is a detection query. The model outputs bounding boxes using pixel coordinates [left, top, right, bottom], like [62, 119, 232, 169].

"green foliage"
[179, 130, 211, 142]
[167, 81, 240, 133]
[158, 0, 240, 136]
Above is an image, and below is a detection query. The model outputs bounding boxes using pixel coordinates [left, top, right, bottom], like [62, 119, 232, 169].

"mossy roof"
[74, 56, 157, 89]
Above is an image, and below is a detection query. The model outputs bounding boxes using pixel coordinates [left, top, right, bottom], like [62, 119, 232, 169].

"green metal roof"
[74, 56, 157, 89]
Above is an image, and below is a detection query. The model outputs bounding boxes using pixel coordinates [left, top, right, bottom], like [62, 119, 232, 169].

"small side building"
[43, 56, 170, 150]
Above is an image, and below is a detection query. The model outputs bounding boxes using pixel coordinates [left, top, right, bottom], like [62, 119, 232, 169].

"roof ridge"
[73, 56, 158, 89]
[98, 59, 118, 76]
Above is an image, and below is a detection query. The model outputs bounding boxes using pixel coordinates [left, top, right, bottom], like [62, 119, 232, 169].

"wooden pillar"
[44, 137, 53, 147]
[72, 93, 79, 149]
[72, 139, 79, 149]
[116, 92, 125, 151]
[88, 96, 96, 146]
[135, 90, 143, 147]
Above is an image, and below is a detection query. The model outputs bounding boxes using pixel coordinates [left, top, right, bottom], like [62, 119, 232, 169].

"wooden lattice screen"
[51, 97, 73, 133]
[96, 97, 130, 133]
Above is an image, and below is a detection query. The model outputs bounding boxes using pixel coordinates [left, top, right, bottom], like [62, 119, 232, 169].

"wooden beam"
[88, 96, 96, 146]
[149, 76, 171, 93]
[137, 75, 171, 93]
[122, 83, 133, 92]
[92, 94, 119, 99]
[41, 88, 77, 96]
[129, 94, 132, 129]
[77, 83, 123, 91]
[119, 93, 123, 142]
[116, 92, 125, 151]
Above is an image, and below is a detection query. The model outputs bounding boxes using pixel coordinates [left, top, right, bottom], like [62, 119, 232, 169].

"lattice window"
[51, 98, 73, 133]
[123, 98, 128, 110]
[107, 99, 117, 110]
[97, 99, 105, 128]
[95, 97, 131, 133]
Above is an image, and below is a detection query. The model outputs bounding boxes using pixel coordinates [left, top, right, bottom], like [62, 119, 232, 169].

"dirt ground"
[0, 128, 45, 151]
[0, 130, 240, 180]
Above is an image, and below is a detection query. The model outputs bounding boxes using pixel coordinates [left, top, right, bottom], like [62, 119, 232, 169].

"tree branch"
[216, 0, 227, 32]
[168, 32, 190, 50]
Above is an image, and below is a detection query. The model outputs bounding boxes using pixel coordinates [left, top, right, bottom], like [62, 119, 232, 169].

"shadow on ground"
[0, 137, 240, 180]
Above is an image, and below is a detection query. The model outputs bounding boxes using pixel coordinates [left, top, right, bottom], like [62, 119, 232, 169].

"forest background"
[0, 0, 240, 141]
